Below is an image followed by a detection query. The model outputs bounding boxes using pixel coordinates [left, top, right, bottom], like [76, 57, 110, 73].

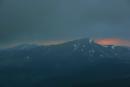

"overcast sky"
[0, 0, 130, 47]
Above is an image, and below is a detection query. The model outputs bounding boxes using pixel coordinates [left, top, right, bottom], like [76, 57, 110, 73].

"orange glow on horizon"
[95, 38, 130, 46]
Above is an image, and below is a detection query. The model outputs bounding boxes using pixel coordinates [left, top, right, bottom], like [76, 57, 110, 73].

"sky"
[0, 0, 130, 47]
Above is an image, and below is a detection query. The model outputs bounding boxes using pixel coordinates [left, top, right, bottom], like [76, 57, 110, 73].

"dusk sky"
[0, 0, 130, 47]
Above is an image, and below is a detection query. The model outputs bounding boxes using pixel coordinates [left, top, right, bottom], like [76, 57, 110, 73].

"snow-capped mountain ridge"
[62, 38, 129, 57]
[0, 38, 130, 85]
[1, 38, 129, 61]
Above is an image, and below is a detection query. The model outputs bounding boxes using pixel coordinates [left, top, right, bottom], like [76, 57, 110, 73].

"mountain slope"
[0, 38, 130, 87]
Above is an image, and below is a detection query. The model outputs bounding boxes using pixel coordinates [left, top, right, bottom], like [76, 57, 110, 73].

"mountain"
[0, 38, 130, 87]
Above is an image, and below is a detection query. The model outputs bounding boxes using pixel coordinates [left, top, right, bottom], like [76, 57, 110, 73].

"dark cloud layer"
[0, 0, 130, 47]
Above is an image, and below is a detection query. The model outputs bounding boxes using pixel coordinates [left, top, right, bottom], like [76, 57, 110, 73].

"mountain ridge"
[0, 38, 130, 87]
[3, 38, 129, 50]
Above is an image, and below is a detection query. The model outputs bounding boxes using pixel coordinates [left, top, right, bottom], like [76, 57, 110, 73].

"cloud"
[0, 0, 3, 7]
[96, 38, 130, 46]
[0, 0, 130, 47]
